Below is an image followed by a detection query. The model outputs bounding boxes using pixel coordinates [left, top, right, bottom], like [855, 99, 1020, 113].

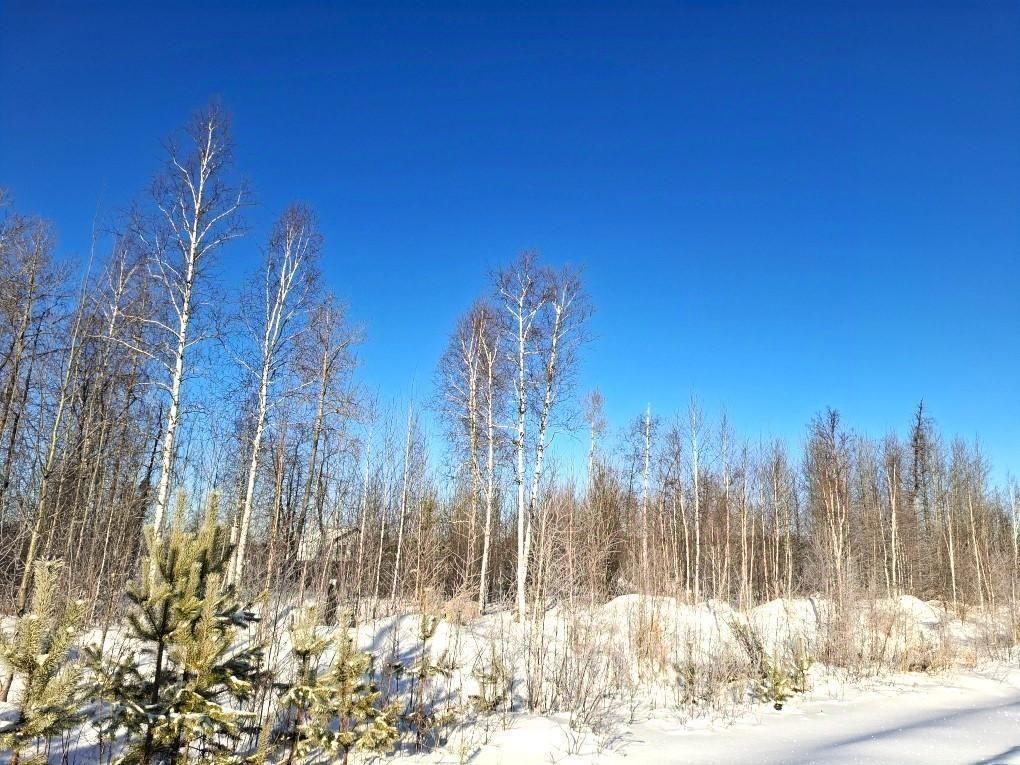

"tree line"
[0, 104, 1016, 631]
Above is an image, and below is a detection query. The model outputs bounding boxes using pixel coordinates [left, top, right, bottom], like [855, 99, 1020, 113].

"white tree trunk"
[152, 269, 192, 536]
[478, 338, 498, 612]
[149, 110, 243, 537]
[641, 405, 651, 588]
[229, 213, 307, 585]
[391, 403, 414, 602]
[690, 401, 702, 602]
[514, 298, 529, 621]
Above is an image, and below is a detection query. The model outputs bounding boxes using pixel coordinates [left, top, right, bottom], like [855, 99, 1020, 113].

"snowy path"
[650, 671, 1020, 764]
[433, 668, 1020, 764]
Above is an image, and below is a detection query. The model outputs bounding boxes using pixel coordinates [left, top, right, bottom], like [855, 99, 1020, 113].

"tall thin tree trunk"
[391, 403, 414, 602]
[478, 346, 497, 611]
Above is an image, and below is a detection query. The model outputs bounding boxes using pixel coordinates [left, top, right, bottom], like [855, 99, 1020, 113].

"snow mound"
[748, 597, 825, 656]
[600, 594, 744, 666]
[892, 595, 942, 627]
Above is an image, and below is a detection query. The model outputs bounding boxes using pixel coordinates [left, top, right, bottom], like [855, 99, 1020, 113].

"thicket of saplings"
[0, 106, 1017, 763]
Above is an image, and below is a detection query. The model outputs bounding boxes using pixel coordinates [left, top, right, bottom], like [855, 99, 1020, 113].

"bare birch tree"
[228, 204, 318, 585]
[139, 105, 247, 536]
[495, 254, 590, 620]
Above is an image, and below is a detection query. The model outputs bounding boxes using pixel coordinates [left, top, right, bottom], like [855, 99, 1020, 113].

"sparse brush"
[672, 658, 700, 708]
[469, 648, 512, 714]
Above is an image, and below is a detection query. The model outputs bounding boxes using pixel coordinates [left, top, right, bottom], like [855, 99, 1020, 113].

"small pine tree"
[729, 618, 806, 711]
[271, 608, 331, 763]
[407, 613, 456, 751]
[265, 608, 398, 765]
[89, 493, 263, 765]
[791, 640, 814, 694]
[0, 560, 86, 765]
[756, 658, 795, 710]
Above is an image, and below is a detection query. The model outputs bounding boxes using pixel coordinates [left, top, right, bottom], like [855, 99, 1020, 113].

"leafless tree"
[138, 105, 247, 537]
[228, 204, 318, 585]
[495, 253, 590, 620]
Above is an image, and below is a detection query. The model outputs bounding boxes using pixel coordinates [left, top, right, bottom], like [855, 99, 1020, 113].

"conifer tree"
[0, 561, 86, 765]
[406, 613, 455, 751]
[264, 608, 399, 765]
[89, 493, 264, 765]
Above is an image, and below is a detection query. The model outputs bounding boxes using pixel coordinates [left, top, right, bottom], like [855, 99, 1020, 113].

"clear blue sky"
[2, 1, 1018, 476]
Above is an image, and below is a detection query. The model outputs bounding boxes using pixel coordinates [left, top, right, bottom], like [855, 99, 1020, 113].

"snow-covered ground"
[412, 666, 1020, 764]
[5, 594, 1020, 763]
[373, 594, 1020, 764]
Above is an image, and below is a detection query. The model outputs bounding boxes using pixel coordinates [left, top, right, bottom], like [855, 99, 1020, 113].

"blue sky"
[1, 1, 1018, 476]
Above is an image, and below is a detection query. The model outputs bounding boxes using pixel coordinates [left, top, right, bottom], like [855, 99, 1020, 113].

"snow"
[408, 667, 1020, 764]
[599, 594, 744, 665]
[352, 595, 1020, 764]
[4, 595, 1020, 763]
[748, 596, 825, 656]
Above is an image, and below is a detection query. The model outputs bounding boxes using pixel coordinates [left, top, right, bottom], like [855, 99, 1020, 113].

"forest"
[0, 106, 1017, 764]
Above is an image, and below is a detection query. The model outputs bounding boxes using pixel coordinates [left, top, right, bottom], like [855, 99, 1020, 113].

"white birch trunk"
[478, 336, 498, 611]
[391, 403, 414, 602]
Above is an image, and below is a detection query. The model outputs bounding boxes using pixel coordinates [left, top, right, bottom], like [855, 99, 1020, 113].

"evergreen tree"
[0, 561, 86, 765]
[264, 608, 399, 765]
[89, 493, 264, 765]
[406, 613, 455, 751]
